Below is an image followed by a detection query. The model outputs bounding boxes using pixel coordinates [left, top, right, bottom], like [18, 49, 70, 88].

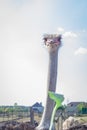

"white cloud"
[57, 27, 65, 34]
[63, 31, 77, 38]
[57, 27, 78, 39]
[75, 47, 87, 55]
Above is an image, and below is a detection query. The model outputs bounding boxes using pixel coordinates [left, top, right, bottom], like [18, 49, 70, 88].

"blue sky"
[0, 0, 87, 106]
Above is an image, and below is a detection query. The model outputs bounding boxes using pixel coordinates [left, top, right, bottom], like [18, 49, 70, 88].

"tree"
[77, 103, 85, 114]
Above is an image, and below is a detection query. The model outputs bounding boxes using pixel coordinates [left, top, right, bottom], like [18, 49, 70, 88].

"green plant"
[48, 91, 64, 130]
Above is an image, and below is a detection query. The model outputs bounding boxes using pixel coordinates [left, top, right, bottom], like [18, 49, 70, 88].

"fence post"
[57, 117, 59, 130]
[30, 107, 34, 125]
[60, 116, 63, 130]
[57, 112, 64, 130]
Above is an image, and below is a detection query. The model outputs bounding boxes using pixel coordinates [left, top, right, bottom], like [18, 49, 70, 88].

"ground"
[0, 115, 87, 130]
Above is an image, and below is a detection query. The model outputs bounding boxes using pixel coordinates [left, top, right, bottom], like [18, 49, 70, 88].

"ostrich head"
[43, 34, 62, 52]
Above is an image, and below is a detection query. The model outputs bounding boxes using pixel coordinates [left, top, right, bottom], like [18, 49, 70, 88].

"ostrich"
[36, 34, 62, 130]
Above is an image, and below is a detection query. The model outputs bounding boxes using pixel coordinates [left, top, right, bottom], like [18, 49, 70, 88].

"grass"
[0, 113, 42, 123]
[76, 116, 87, 123]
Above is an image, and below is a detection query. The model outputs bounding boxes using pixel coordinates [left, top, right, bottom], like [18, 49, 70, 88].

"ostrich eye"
[43, 38, 47, 42]
[57, 35, 62, 42]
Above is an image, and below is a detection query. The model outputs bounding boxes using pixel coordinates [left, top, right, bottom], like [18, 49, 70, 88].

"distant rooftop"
[32, 102, 43, 108]
[67, 101, 86, 106]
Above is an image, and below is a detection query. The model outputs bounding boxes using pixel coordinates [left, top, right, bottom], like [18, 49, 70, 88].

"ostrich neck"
[41, 48, 59, 128]
[47, 49, 58, 92]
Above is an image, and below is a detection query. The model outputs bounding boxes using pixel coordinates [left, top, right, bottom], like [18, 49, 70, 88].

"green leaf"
[48, 91, 64, 107]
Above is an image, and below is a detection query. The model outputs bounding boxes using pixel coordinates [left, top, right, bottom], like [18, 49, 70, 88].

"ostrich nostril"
[50, 41, 53, 44]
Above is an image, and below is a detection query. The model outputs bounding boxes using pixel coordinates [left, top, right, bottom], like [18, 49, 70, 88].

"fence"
[0, 111, 30, 122]
[0, 108, 67, 130]
[0, 107, 42, 124]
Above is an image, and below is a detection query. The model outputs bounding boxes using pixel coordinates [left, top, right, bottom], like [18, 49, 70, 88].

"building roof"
[32, 102, 43, 108]
[67, 102, 85, 107]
